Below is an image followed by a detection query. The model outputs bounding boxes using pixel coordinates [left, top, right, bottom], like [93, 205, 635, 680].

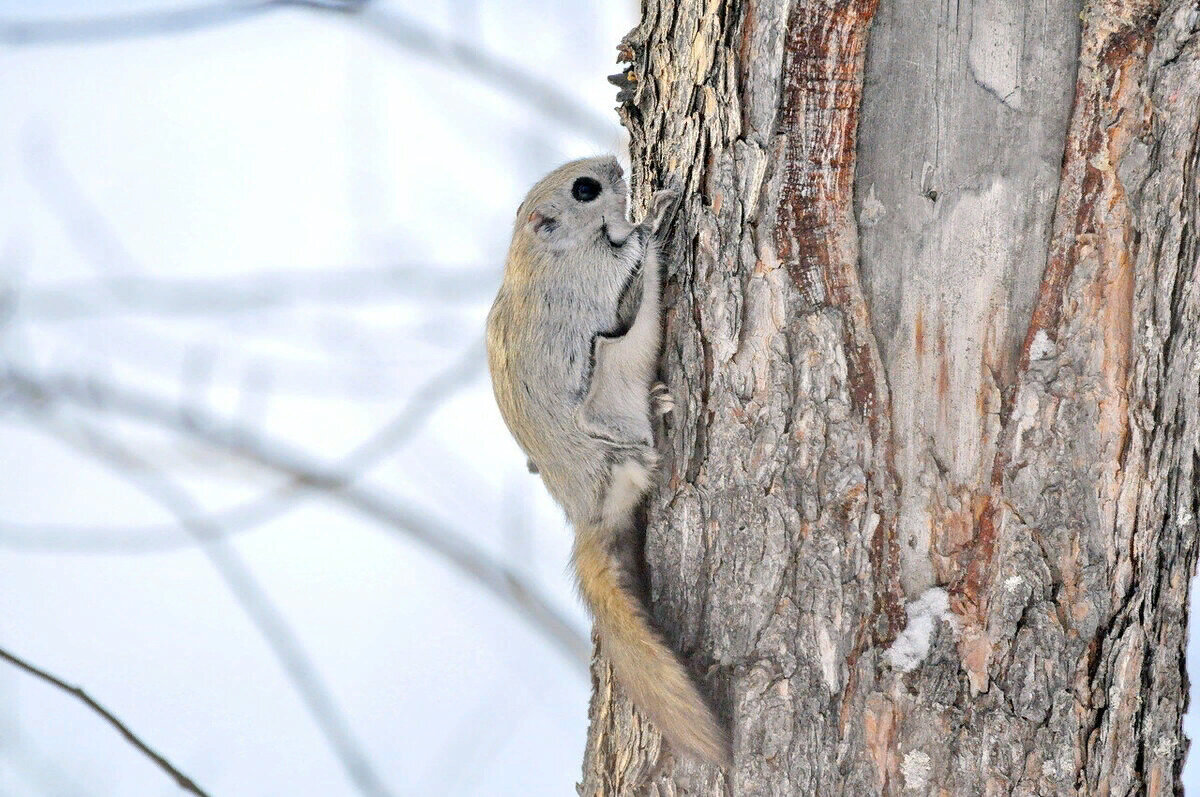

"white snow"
[1029, 329, 1055, 361]
[886, 588, 951, 672]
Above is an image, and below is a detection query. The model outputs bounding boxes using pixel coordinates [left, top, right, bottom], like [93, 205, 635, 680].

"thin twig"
[0, 646, 210, 796]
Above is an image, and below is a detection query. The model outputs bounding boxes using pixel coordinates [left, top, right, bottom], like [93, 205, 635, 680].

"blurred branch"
[0, 645, 210, 797]
[0, 366, 590, 672]
[0, 338, 485, 550]
[0, 1, 356, 45]
[0, 0, 613, 143]
[350, 6, 615, 143]
[24, 131, 145, 281]
[31, 412, 399, 797]
[20, 266, 498, 321]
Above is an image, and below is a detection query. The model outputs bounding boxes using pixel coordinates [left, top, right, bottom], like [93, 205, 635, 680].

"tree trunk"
[580, 0, 1200, 794]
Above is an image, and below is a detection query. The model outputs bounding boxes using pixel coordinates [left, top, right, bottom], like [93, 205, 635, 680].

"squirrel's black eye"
[571, 177, 601, 202]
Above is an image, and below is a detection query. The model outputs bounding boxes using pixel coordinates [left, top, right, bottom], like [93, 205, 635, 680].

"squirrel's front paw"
[650, 382, 675, 416]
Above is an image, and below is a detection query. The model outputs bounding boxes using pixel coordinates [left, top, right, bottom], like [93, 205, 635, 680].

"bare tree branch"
[0, 367, 590, 672]
[0, 0, 613, 143]
[28, 412, 399, 797]
[0, 338, 485, 550]
[0, 645, 210, 796]
[24, 131, 145, 283]
[19, 266, 498, 321]
[0, 1, 357, 45]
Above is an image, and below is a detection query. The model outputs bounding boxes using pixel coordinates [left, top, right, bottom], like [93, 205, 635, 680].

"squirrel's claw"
[650, 382, 675, 416]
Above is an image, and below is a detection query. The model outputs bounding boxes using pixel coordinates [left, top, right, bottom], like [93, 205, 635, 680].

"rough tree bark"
[580, 0, 1199, 794]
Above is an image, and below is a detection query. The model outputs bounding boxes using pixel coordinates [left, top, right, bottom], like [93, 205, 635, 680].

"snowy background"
[0, 1, 1195, 796]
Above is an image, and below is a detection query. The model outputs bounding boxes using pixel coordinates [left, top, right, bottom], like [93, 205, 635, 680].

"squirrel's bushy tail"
[573, 526, 730, 767]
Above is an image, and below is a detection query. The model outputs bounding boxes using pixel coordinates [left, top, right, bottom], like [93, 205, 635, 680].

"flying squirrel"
[486, 156, 730, 767]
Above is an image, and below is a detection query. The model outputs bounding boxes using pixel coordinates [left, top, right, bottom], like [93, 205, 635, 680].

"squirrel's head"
[515, 156, 634, 253]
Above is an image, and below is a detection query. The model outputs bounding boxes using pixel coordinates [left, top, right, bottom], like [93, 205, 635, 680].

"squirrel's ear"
[528, 210, 558, 236]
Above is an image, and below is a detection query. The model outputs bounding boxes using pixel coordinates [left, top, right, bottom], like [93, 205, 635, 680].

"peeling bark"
[580, 0, 1200, 794]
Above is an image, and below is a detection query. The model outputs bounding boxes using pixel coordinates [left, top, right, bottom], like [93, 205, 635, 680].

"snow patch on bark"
[1029, 329, 1055, 360]
[887, 588, 951, 672]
